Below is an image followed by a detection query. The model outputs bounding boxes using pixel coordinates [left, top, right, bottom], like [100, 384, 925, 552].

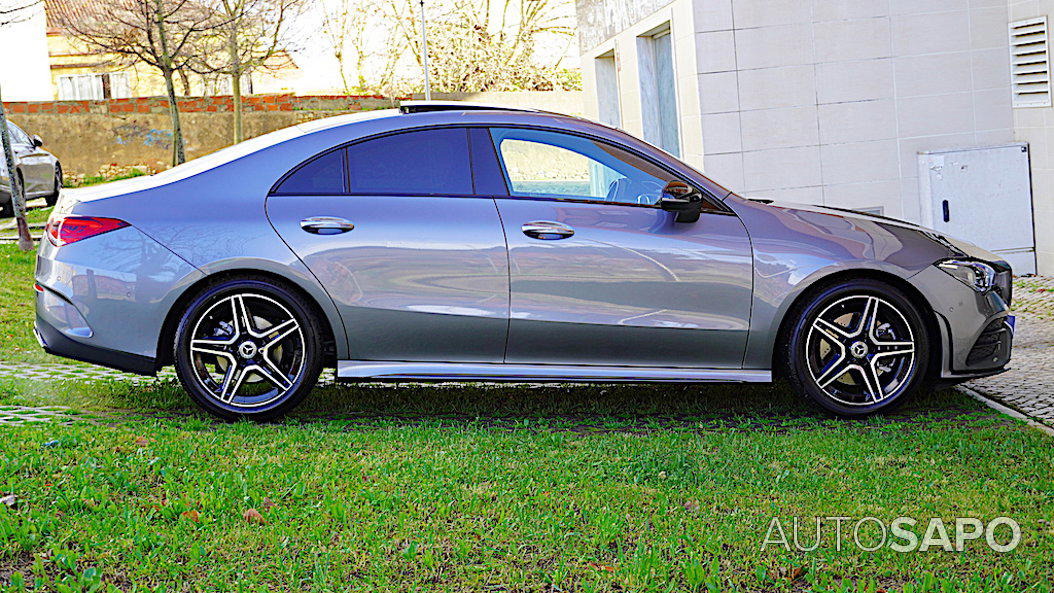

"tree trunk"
[335, 49, 349, 94]
[0, 85, 33, 251]
[154, 1, 186, 166]
[229, 30, 244, 143]
[162, 68, 186, 165]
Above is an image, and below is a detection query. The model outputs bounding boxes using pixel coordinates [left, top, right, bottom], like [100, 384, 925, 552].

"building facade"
[0, 1, 53, 101]
[42, 0, 304, 101]
[576, 0, 1053, 274]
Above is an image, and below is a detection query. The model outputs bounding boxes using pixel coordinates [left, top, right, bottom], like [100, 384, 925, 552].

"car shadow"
[266, 379, 991, 432]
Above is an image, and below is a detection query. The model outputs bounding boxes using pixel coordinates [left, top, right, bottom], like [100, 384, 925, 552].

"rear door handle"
[521, 220, 574, 240]
[300, 216, 355, 235]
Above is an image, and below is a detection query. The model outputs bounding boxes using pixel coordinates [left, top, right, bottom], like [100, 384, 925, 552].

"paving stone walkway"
[0, 362, 337, 386]
[0, 405, 84, 426]
[967, 276, 1054, 427]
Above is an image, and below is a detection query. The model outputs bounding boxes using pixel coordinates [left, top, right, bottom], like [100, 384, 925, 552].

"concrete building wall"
[0, 95, 397, 174]
[1010, 1, 1054, 272]
[580, 0, 704, 168]
[579, 0, 1015, 219]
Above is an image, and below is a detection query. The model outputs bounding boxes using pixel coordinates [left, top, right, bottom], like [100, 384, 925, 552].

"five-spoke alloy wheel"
[784, 280, 930, 416]
[174, 277, 323, 420]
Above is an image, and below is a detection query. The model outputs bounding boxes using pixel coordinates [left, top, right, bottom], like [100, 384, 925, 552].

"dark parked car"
[1, 120, 62, 218]
[34, 103, 1014, 420]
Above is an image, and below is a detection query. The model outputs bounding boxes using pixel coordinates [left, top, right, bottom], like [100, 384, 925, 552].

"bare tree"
[1, 0, 42, 249]
[192, 0, 308, 143]
[0, 0, 37, 22]
[386, 0, 576, 94]
[321, 0, 383, 94]
[321, 0, 354, 93]
[53, 0, 227, 165]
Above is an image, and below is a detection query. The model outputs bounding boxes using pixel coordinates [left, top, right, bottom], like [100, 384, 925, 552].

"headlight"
[936, 259, 996, 292]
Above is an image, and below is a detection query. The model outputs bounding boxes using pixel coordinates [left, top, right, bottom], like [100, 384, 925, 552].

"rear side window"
[272, 149, 346, 195]
[347, 128, 473, 195]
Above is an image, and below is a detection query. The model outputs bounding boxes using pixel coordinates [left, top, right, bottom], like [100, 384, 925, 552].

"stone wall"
[1, 91, 584, 175]
[1, 94, 399, 174]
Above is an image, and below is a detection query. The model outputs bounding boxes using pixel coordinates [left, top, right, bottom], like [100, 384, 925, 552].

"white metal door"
[918, 143, 1037, 274]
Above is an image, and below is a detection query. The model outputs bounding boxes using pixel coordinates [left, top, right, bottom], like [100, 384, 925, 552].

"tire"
[173, 277, 324, 421]
[781, 279, 931, 417]
[0, 195, 11, 219]
[44, 166, 62, 207]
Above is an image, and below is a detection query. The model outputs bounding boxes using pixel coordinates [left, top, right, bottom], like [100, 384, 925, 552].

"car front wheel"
[783, 279, 930, 416]
[173, 277, 323, 421]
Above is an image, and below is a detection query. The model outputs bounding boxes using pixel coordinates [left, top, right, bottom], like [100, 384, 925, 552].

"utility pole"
[0, 84, 33, 251]
[419, 0, 431, 100]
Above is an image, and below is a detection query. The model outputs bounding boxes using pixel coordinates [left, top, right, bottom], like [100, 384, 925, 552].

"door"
[918, 144, 1037, 274]
[267, 128, 510, 362]
[487, 127, 754, 368]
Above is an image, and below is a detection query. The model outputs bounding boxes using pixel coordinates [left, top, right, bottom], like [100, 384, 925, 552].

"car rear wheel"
[173, 277, 323, 421]
[44, 166, 62, 207]
[783, 279, 930, 416]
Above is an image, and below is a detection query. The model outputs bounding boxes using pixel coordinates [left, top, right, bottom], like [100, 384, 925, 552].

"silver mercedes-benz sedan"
[2, 120, 63, 218]
[34, 103, 1014, 420]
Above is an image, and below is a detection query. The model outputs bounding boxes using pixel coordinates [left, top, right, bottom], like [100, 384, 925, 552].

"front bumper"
[910, 265, 1014, 381]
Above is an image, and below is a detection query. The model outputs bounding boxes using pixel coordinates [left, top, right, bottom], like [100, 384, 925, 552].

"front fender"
[727, 196, 957, 369]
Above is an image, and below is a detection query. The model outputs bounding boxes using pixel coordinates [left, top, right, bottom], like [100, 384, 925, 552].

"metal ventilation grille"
[1010, 17, 1052, 108]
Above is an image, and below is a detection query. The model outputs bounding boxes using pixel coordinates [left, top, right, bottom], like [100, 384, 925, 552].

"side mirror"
[31, 135, 43, 147]
[658, 180, 704, 223]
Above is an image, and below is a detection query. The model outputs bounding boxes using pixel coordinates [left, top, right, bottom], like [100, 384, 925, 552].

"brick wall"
[1, 94, 402, 174]
[3, 94, 400, 116]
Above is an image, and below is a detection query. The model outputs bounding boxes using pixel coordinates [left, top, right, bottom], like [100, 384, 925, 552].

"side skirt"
[336, 361, 772, 383]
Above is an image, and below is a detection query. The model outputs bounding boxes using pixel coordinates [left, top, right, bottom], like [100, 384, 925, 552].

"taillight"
[46, 216, 129, 246]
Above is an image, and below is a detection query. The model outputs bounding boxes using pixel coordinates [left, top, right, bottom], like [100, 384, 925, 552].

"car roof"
[148, 105, 587, 184]
[72, 103, 730, 204]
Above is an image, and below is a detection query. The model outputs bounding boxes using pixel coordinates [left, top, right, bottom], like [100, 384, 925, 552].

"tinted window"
[490, 128, 671, 206]
[468, 128, 508, 196]
[347, 128, 472, 195]
[273, 149, 346, 195]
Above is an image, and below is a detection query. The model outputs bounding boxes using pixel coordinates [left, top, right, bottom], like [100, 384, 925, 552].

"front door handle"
[300, 216, 355, 235]
[521, 220, 574, 240]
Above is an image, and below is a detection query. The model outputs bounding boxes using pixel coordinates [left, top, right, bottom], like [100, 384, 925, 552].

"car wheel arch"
[155, 268, 341, 370]
[769, 268, 942, 382]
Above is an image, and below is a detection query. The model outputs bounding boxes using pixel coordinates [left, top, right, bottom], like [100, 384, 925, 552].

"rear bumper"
[34, 224, 204, 363]
[35, 315, 156, 375]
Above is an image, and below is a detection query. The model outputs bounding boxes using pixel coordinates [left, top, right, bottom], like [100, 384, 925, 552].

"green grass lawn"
[22, 206, 52, 226]
[0, 248, 1052, 592]
[0, 244, 48, 364]
[63, 168, 151, 189]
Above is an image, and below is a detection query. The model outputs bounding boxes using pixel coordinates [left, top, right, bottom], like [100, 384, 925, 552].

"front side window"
[490, 128, 670, 206]
[347, 128, 473, 196]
